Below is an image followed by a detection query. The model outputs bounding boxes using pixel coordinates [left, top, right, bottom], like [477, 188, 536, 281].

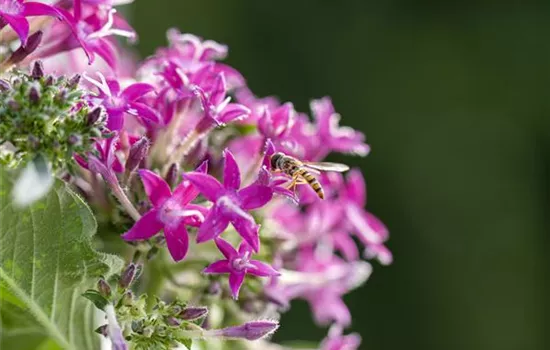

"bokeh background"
[129, 1, 549, 349]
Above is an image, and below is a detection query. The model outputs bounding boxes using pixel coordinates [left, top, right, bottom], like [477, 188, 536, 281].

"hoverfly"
[270, 152, 349, 199]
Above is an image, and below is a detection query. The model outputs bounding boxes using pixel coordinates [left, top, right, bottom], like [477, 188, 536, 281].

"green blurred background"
[130, 1, 549, 349]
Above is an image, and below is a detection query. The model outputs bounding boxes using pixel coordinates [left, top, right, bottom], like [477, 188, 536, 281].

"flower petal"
[172, 161, 208, 204]
[121, 210, 163, 240]
[247, 260, 280, 277]
[183, 172, 223, 202]
[138, 169, 171, 207]
[228, 272, 245, 299]
[238, 184, 273, 210]
[231, 216, 260, 253]
[203, 260, 231, 274]
[345, 169, 366, 207]
[181, 204, 208, 227]
[219, 103, 250, 123]
[122, 83, 155, 101]
[223, 149, 240, 190]
[93, 38, 118, 69]
[214, 238, 238, 260]
[23, 2, 61, 19]
[164, 221, 189, 262]
[209, 73, 226, 106]
[127, 102, 160, 123]
[196, 206, 229, 243]
[2, 14, 29, 46]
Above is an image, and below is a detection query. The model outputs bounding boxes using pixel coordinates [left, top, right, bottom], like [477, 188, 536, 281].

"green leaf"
[81, 290, 109, 311]
[0, 169, 124, 350]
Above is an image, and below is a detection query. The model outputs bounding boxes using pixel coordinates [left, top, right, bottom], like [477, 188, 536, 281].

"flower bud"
[119, 263, 137, 289]
[126, 137, 149, 173]
[207, 281, 221, 295]
[97, 278, 112, 298]
[215, 320, 279, 340]
[179, 306, 208, 321]
[29, 86, 40, 104]
[68, 134, 82, 146]
[86, 107, 102, 126]
[44, 75, 55, 87]
[95, 324, 108, 337]
[121, 291, 134, 306]
[7, 31, 43, 65]
[0, 79, 10, 91]
[165, 316, 181, 327]
[67, 74, 81, 89]
[164, 163, 179, 188]
[31, 61, 45, 80]
[7, 100, 20, 111]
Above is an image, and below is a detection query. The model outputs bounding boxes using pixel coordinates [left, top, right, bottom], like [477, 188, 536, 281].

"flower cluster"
[0, 1, 390, 349]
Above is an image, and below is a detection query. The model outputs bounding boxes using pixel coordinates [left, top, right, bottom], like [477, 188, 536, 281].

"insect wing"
[303, 162, 350, 173]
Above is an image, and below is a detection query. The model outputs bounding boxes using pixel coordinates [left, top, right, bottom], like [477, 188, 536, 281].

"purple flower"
[75, 134, 123, 184]
[320, 325, 361, 350]
[84, 72, 159, 130]
[193, 73, 250, 132]
[204, 238, 279, 299]
[47, 3, 135, 67]
[310, 97, 370, 158]
[121, 162, 208, 261]
[257, 102, 295, 140]
[0, 0, 61, 46]
[207, 320, 279, 340]
[183, 149, 273, 252]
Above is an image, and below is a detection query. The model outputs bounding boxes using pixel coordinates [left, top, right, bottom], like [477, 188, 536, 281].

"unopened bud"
[207, 281, 221, 295]
[164, 163, 179, 188]
[121, 291, 134, 306]
[27, 135, 39, 148]
[179, 306, 208, 321]
[7, 31, 43, 65]
[119, 264, 137, 289]
[67, 74, 81, 89]
[29, 86, 40, 104]
[68, 134, 82, 146]
[54, 89, 67, 104]
[0, 79, 10, 91]
[126, 137, 149, 173]
[95, 324, 109, 337]
[165, 316, 181, 327]
[44, 75, 55, 87]
[7, 100, 19, 111]
[86, 107, 102, 126]
[97, 279, 112, 298]
[31, 61, 45, 80]
[215, 320, 279, 340]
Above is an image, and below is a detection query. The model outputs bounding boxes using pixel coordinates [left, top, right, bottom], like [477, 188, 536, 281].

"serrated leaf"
[82, 290, 109, 311]
[0, 168, 124, 350]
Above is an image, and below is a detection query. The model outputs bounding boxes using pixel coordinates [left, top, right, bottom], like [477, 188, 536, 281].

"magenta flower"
[75, 134, 123, 184]
[84, 72, 159, 130]
[320, 326, 361, 350]
[193, 73, 250, 132]
[204, 238, 279, 299]
[48, 2, 135, 67]
[0, 0, 61, 46]
[310, 97, 370, 158]
[183, 149, 273, 252]
[121, 162, 208, 261]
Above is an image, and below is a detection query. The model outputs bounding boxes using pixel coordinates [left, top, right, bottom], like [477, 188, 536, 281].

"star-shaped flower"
[0, 0, 61, 46]
[183, 149, 273, 252]
[121, 162, 208, 261]
[84, 72, 159, 130]
[204, 238, 279, 299]
[75, 134, 123, 185]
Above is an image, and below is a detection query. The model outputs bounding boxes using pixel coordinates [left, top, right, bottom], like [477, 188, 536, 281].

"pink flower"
[183, 149, 273, 252]
[75, 133, 123, 184]
[204, 238, 279, 299]
[121, 162, 208, 261]
[84, 72, 159, 130]
[320, 325, 361, 350]
[0, 0, 62, 46]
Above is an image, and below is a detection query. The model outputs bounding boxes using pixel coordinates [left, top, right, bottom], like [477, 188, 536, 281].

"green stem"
[144, 248, 166, 312]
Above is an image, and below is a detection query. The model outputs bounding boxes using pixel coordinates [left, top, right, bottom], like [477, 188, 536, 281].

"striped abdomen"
[293, 168, 325, 199]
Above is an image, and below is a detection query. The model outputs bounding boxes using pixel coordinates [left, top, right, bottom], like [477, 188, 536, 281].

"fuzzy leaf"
[0, 168, 123, 349]
[82, 290, 109, 311]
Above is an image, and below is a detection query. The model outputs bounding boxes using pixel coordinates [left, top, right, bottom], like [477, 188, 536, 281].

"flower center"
[231, 252, 251, 272]
[0, 0, 24, 15]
